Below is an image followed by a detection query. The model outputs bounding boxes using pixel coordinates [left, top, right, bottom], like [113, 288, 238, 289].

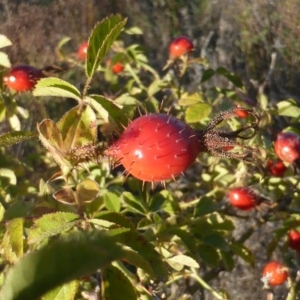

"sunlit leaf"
[33, 78, 81, 101]
[76, 179, 99, 203]
[42, 281, 78, 300]
[28, 212, 79, 244]
[86, 14, 127, 78]
[0, 131, 36, 147]
[185, 103, 212, 123]
[102, 265, 138, 300]
[0, 51, 11, 68]
[0, 230, 124, 300]
[277, 99, 300, 118]
[178, 92, 203, 106]
[104, 191, 121, 212]
[166, 254, 199, 271]
[0, 35, 12, 48]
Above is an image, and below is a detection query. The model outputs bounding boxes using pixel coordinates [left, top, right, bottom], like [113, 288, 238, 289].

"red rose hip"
[112, 62, 124, 74]
[4, 65, 43, 92]
[288, 229, 300, 251]
[274, 132, 300, 164]
[262, 261, 288, 286]
[267, 159, 286, 177]
[77, 41, 88, 60]
[106, 113, 200, 182]
[228, 187, 257, 210]
[169, 36, 194, 58]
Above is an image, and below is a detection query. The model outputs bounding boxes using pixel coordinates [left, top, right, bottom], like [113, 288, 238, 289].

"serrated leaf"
[203, 233, 230, 251]
[27, 212, 79, 244]
[87, 94, 127, 127]
[33, 78, 81, 101]
[0, 131, 36, 147]
[42, 281, 78, 300]
[37, 119, 71, 168]
[178, 92, 203, 106]
[57, 105, 97, 151]
[86, 15, 127, 78]
[0, 51, 11, 68]
[167, 255, 199, 271]
[94, 211, 134, 229]
[76, 179, 99, 204]
[122, 192, 147, 215]
[198, 244, 220, 268]
[230, 242, 254, 266]
[0, 230, 124, 300]
[104, 191, 121, 212]
[194, 196, 217, 217]
[102, 265, 138, 300]
[276, 99, 300, 118]
[0, 35, 12, 48]
[216, 67, 243, 88]
[121, 247, 155, 277]
[185, 103, 212, 123]
[8, 218, 24, 258]
[110, 230, 167, 279]
[201, 68, 215, 83]
[220, 250, 234, 271]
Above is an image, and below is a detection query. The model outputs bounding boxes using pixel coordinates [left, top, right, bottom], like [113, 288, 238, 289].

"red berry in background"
[112, 62, 124, 74]
[288, 230, 300, 251]
[262, 261, 288, 286]
[169, 36, 194, 58]
[227, 187, 257, 210]
[235, 109, 249, 118]
[77, 41, 88, 60]
[267, 159, 286, 177]
[274, 132, 300, 164]
[3, 65, 43, 92]
[105, 113, 200, 182]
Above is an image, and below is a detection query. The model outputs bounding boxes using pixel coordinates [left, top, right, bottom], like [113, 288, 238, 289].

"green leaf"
[76, 179, 99, 203]
[216, 67, 243, 88]
[201, 68, 215, 83]
[42, 281, 78, 300]
[0, 168, 16, 185]
[122, 192, 147, 215]
[194, 196, 217, 217]
[185, 103, 212, 123]
[102, 265, 138, 300]
[8, 218, 24, 257]
[94, 211, 134, 229]
[166, 255, 199, 271]
[124, 26, 143, 35]
[28, 212, 79, 244]
[178, 92, 203, 106]
[110, 230, 167, 279]
[147, 79, 168, 98]
[230, 242, 254, 266]
[0, 131, 36, 147]
[104, 191, 121, 212]
[37, 119, 71, 169]
[86, 14, 127, 78]
[198, 244, 220, 268]
[220, 250, 234, 271]
[33, 78, 81, 101]
[121, 247, 155, 277]
[203, 233, 230, 251]
[0, 35, 12, 48]
[149, 191, 167, 212]
[0, 51, 11, 68]
[4, 202, 33, 221]
[57, 105, 97, 151]
[0, 230, 124, 300]
[276, 99, 300, 118]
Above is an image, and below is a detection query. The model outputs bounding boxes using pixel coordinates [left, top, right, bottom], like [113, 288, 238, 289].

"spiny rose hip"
[4, 65, 43, 92]
[262, 261, 288, 286]
[105, 113, 200, 182]
[228, 187, 257, 210]
[274, 132, 300, 164]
